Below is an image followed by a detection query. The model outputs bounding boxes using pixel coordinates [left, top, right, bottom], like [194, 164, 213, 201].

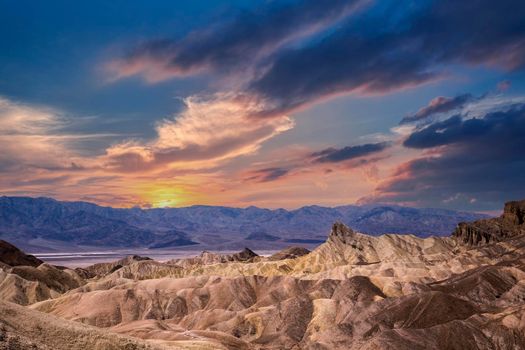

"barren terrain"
[1, 200, 525, 349]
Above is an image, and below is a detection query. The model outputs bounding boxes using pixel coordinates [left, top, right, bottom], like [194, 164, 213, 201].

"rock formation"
[0, 240, 43, 267]
[453, 199, 525, 245]
[81, 255, 153, 278]
[0, 242, 84, 305]
[268, 246, 310, 261]
[168, 247, 260, 268]
[327, 221, 356, 244]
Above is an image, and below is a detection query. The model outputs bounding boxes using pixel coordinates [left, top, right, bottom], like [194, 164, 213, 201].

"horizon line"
[0, 194, 499, 215]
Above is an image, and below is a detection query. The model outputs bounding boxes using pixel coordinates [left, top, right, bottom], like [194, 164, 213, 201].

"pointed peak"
[239, 247, 258, 257]
[328, 221, 355, 244]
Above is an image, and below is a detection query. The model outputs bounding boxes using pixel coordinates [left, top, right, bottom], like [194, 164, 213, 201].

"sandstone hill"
[2, 199, 525, 349]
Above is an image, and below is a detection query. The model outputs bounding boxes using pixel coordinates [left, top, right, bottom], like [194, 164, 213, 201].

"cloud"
[399, 94, 475, 124]
[0, 94, 298, 207]
[6, 1, 525, 209]
[104, 93, 294, 172]
[0, 97, 64, 135]
[10, 175, 71, 187]
[241, 141, 391, 184]
[245, 167, 290, 183]
[108, 0, 525, 115]
[402, 102, 525, 149]
[74, 176, 121, 186]
[0, 97, 126, 172]
[107, 0, 365, 82]
[364, 101, 525, 210]
[311, 142, 391, 163]
[107, 0, 525, 121]
[248, 0, 525, 114]
[0, 97, 76, 171]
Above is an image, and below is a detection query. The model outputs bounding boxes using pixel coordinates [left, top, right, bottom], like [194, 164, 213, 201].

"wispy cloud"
[0, 97, 76, 171]
[104, 93, 294, 172]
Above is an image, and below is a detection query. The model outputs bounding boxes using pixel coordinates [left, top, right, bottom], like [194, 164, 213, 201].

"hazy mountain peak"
[0, 196, 489, 251]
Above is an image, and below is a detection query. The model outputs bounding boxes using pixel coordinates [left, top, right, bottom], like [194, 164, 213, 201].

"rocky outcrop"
[328, 221, 356, 244]
[0, 240, 43, 267]
[168, 247, 259, 268]
[268, 246, 310, 261]
[453, 199, 525, 246]
[83, 255, 152, 278]
[0, 241, 84, 305]
[0, 263, 85, 305]
[504, 199, 525, 225]
[228, 247, 258, 262]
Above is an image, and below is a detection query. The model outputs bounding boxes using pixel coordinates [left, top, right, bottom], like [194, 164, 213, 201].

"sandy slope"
[31, 222, 525, 349]
[0, 300, 174, 350]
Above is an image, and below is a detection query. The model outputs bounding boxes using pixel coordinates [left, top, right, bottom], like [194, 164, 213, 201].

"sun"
[138, 184, 186, 208]
[153, 198, 179, 208]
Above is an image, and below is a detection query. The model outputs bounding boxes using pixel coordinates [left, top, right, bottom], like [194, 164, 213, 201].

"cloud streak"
[311, 142, 391, 163]
[245, 167, 290, 183]
[399, 94, 476, 124]
[107, 0, 366, 82]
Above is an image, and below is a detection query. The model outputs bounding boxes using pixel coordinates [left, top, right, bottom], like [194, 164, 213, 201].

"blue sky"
[1, 0, 524, 211]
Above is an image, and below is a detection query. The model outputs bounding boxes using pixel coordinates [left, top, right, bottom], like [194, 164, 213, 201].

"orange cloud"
[104, 93, 294, 172]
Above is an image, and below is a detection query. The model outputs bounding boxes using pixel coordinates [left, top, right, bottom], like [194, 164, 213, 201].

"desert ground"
[1, 200, 525, 349]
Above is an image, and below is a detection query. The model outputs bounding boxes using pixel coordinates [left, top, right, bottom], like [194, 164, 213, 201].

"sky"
[1, 0, 524, 211]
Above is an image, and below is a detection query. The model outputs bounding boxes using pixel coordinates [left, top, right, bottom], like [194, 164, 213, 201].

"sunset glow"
[0, 1, 524, 211]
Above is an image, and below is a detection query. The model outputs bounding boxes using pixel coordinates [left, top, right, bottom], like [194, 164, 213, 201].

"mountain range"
[0, 196, 489, 251]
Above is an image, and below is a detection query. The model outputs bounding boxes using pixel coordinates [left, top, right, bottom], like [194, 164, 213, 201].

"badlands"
[1, 200, 525, 349]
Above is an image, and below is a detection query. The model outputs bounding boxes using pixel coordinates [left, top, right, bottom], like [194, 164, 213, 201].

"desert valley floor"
[1, 200, 525, 349]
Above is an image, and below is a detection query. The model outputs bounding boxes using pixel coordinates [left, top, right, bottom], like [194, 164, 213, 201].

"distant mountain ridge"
[0, 196, 489, 251]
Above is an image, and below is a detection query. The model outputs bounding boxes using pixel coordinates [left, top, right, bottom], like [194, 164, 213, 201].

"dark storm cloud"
[365, 103, 525, 210]
[249, 0, 525, 114]
[311, 142, 391, 163]
[116, 0, 363, 78]
[400, 94, 475, 124]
